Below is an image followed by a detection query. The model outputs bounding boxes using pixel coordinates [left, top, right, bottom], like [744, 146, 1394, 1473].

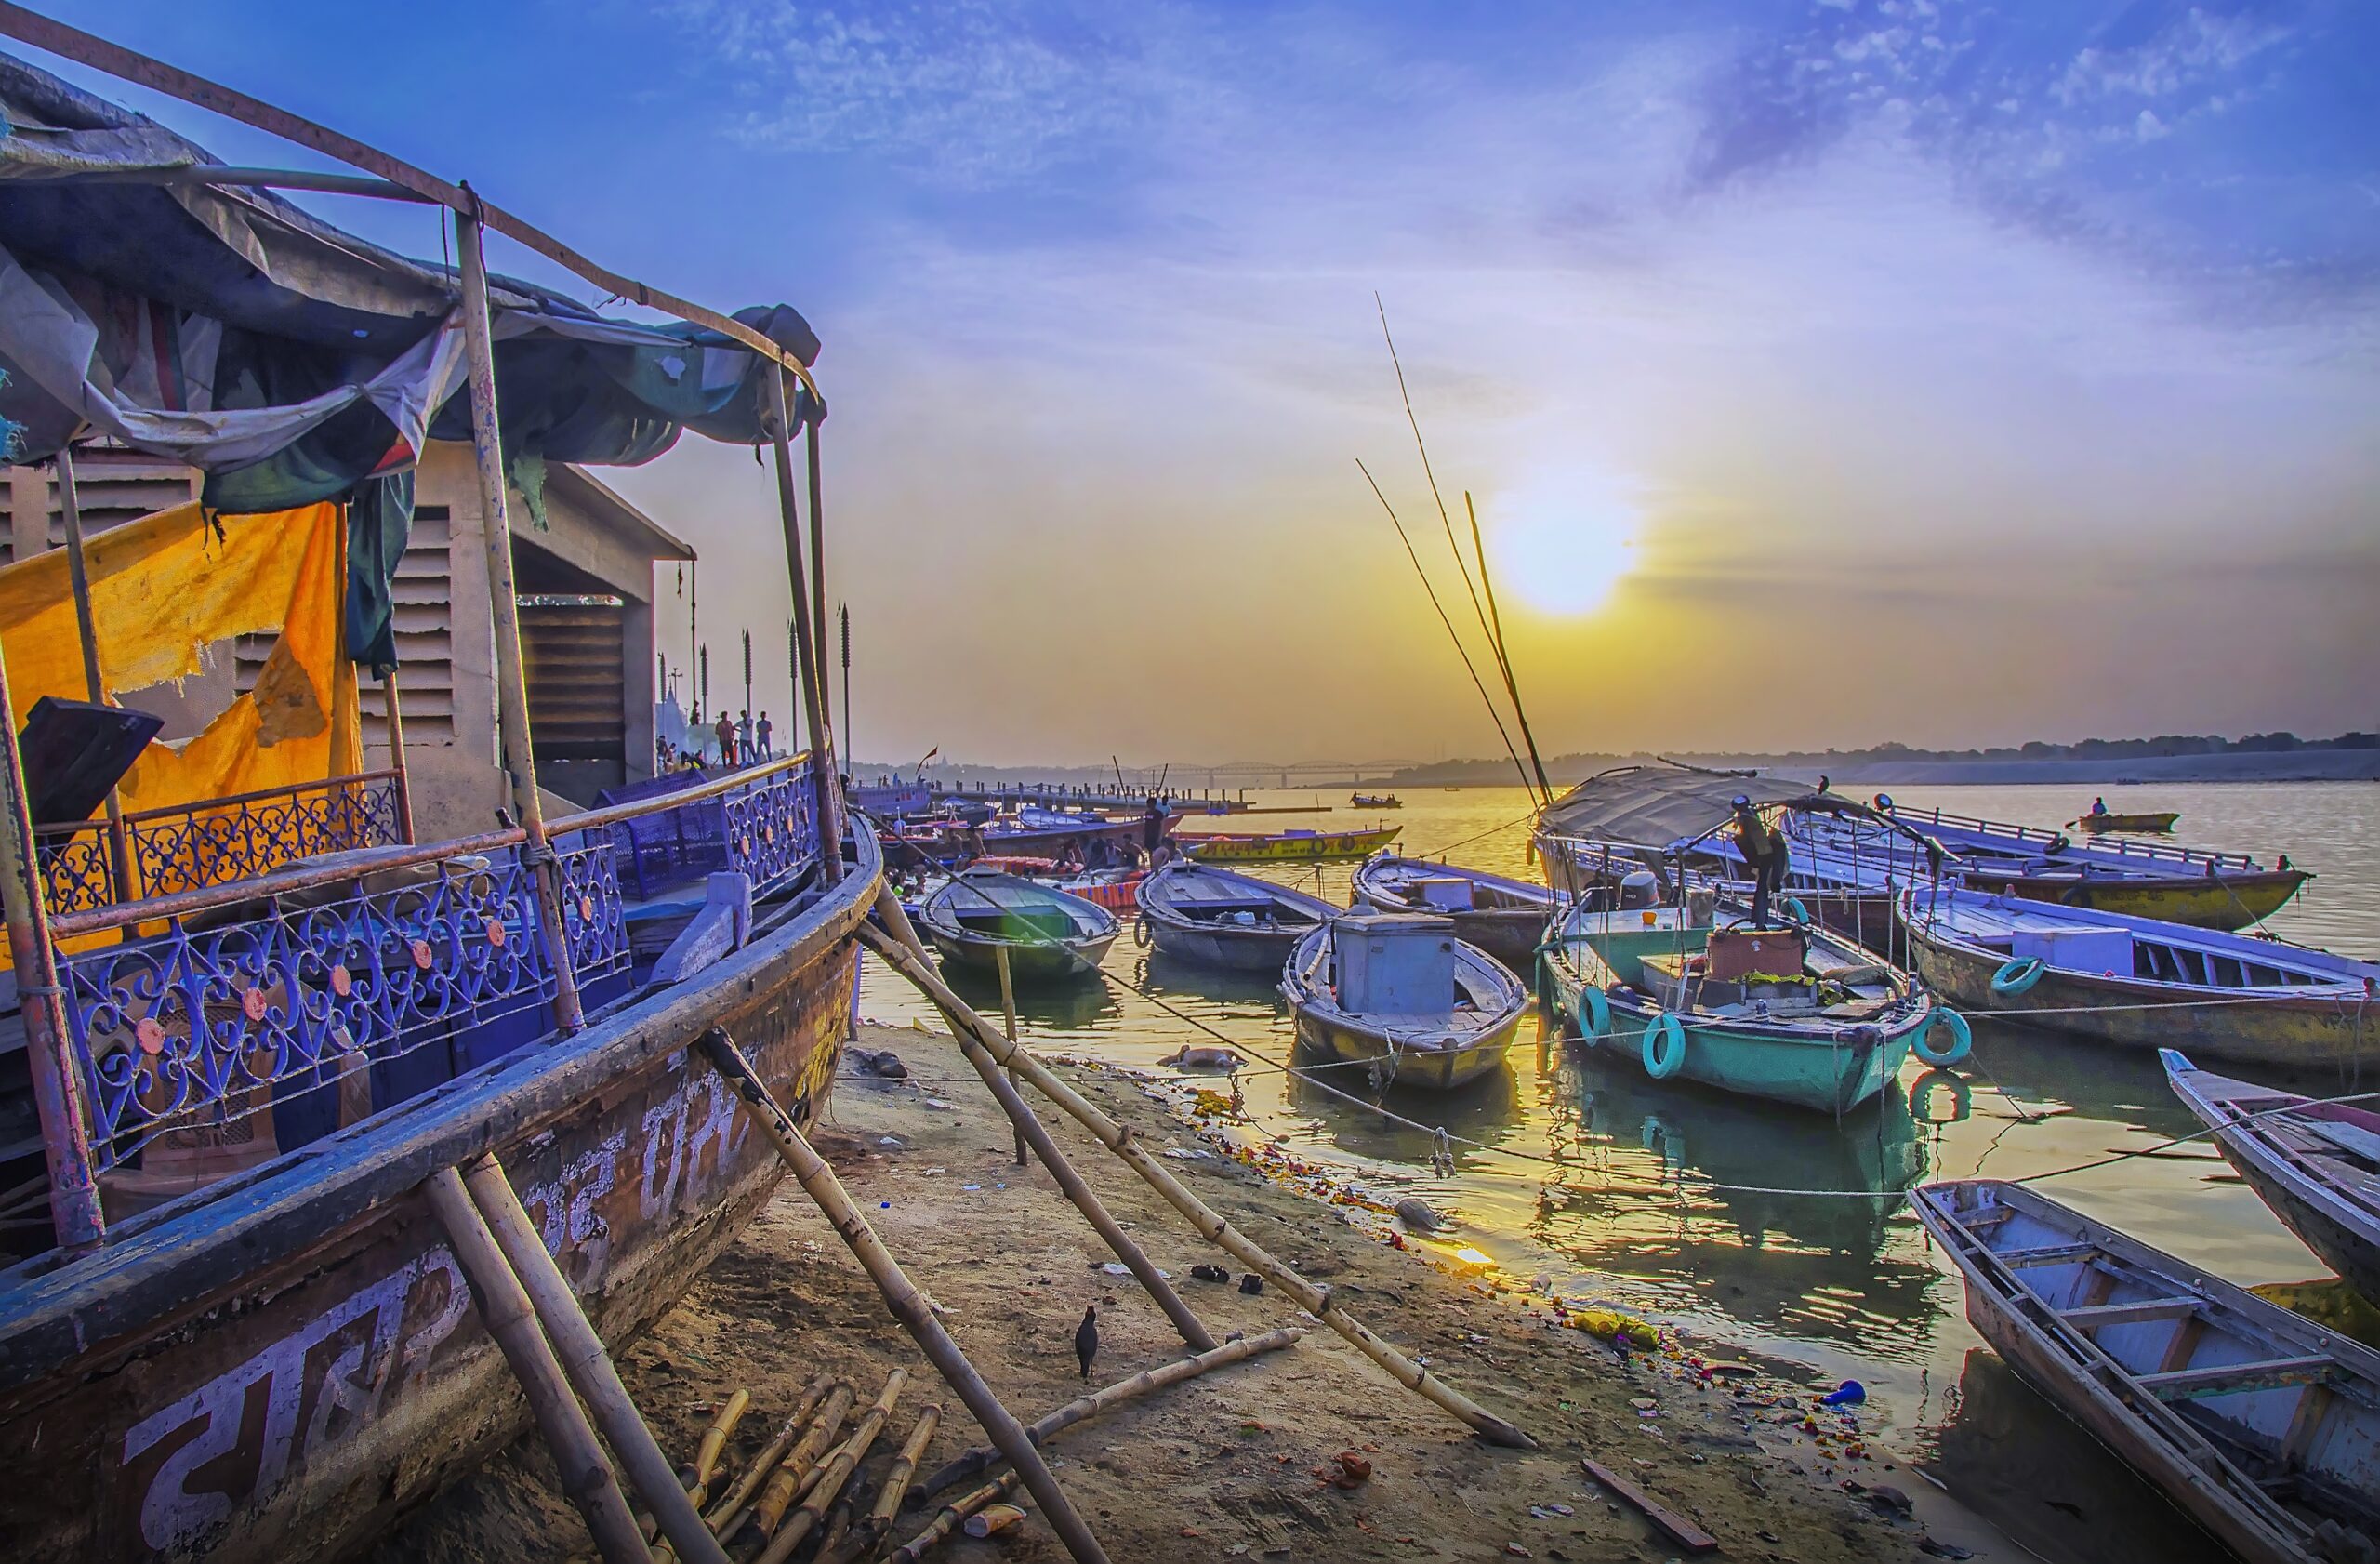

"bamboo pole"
[705, 1377, 832, 1537]
[839, 1404, 941, 1562]
[694, 1027, 1111, 1564]
[52, 446, 137, 907]
[892, 1472, 1022, 1564]
[992, 946, 1026, 1167]
[0, 618, 104, 1249]
[647, 1386, 751, 1556]
[381, 669, 416, 842]
[747, 1380, 854, 1537]
[764, 371, 840, 887]
[853, 921, 1535, 1450]
[421, 1169, 651, 1564]
[752, 1369, 906, 1564]
[917, 1326, 1301, 1502]
[877, 895, 1214, 1353]
[454, 205, 586, 1034]
[458, 1153, 728, 1564]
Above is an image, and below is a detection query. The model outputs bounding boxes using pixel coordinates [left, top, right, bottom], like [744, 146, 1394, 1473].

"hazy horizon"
[33, 0, 2378, 769]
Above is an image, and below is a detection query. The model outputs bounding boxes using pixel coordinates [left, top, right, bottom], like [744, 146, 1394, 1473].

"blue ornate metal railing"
[35, 770, 407, 917]
[46, 753, 822, 1173]
[603, 755, 819, 900]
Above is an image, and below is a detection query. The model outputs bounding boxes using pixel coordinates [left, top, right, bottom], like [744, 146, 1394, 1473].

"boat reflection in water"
[940, 963, 1122, 1032]
[1917, 1349, 2241, 1564]
[1537, 1039, 1935, 1346]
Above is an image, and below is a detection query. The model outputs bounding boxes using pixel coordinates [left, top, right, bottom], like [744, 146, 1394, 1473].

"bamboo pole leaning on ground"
[747, 1381, 855, 1537]
[992, 946, 1027, 1166]
[420, 1169, 652, 1564]
[695, 1027, 1112, 1564]
[705, 1377, 832, 1538]
[916, 1326, 1302, 1502]
[820, 1404, 941, 1564]
[873, 895, 1217, 1354]
[853, 917, 1536, 1451]
[891, 1472, 1023, 1564]
[458, 1154, 730, 1564]
[752, 1369, 906, 1564]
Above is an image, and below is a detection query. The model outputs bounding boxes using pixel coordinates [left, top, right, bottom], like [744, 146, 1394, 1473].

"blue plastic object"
[1820, 1379, 1866, 1407]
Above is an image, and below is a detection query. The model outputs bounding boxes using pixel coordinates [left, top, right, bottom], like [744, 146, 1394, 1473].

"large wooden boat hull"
[1902, 908, 2367, 1070]
[1970, 867, 2310, 931]
[0, 841, 881, 1564]
[1290, 1007, 1516, 1091]
[1911, 1180, 2380, 1564]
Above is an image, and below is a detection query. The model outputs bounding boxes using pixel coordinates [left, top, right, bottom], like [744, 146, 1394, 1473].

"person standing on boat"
[1732, 795, 1791, 927]
[715, 711, 737, 766]
[1140, 796, 1170, 865]
[755, 710, 774, 759]
[737, 709, 755, 763]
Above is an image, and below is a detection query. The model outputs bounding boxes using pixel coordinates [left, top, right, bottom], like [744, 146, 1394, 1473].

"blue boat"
[1132, 861, 1337, 973]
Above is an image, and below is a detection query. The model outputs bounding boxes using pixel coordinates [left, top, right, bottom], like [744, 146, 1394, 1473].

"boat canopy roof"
[1539, 762, 1937, 859]
[0, 51, 822, 513]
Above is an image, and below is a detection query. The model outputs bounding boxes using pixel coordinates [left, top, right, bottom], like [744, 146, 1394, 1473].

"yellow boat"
[1967, 865, 2311, 929]
[2074, 810, 2180, 834]
[1183, 825, 1401, 863]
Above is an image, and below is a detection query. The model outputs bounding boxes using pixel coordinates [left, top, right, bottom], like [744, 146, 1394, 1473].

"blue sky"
[21, 0, 2378, 765]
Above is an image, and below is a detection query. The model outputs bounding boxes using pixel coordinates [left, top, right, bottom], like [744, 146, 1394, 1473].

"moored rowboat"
[1184, 825, 1400, 863]
[919, 869, 1119, 984]
[1898, 885, 2379, 1070]
[1134, 861, 1337, 973]
[1350, 855, 1557, 975]
[1280, 915, 1525, 1091]
[2164, 1051, 2380, 1307]
[1911, 1179, 2380, 1564]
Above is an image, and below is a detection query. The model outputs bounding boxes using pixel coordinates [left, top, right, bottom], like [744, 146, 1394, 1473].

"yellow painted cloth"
[0, 497, 361, 842]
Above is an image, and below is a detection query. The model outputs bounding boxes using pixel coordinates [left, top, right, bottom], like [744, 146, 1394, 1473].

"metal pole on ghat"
[455, 196, 585, 1033]
[767, 371, 840, 884]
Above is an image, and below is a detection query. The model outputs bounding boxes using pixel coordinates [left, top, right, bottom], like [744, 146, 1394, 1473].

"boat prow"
[919, 868, 1120, 984]
[1134, 861, 1337, 973]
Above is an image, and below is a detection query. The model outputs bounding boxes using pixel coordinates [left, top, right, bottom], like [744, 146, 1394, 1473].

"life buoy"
[1781, 895, 1811, 926]
[1576, 983, 1611, 1043]
[1990, 956, 2044, 996]
[1641, 1012, 1686, 1080]
[1909, 1067, 1971, 1125]
[1133, 915, 1153, 949]
[1915, 1006, 1972, 1067]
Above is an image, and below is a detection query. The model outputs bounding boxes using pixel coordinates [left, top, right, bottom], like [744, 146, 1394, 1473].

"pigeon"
[1074, 1304, 1099, 1380]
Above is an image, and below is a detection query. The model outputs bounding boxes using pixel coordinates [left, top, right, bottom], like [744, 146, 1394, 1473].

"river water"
[856, 780, 2377, 1562]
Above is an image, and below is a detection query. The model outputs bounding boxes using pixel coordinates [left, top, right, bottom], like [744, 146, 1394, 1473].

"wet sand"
[380, 1025, 1940, 1563]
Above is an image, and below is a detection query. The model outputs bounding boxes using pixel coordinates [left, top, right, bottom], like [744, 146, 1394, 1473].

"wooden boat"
[1351, 855, 1557, 974]
[1541, 900, 1937, 1113]
[1280, 916, 1525, 1091]
[1911, 1180, 2380, 1564]
[2166, 1052, 2380, 1306]
[2077, 809, 2182, 834]
[1055, 869, 1148, 912]
[1351, 793, 1403, 809]
[1899, 885, 2380, 1070]
[919, 869, 1119, 984]
[1133, 862, 1337, 973]
[1184, 825, 1400, 863]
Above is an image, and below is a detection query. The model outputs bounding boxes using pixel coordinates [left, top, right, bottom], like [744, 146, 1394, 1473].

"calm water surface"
[858, 780, 2378, 1561]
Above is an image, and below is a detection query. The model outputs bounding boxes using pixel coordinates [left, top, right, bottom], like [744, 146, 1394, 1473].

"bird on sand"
[1074, 1304, 1099, 1380]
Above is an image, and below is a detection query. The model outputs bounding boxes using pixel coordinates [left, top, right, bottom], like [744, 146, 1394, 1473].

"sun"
[1484, 467, 1640, 618]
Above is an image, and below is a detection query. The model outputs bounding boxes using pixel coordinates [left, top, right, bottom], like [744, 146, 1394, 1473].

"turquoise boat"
[1540, 902, 1952, 1113]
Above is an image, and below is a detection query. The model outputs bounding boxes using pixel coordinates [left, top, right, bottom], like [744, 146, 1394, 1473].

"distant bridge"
[1194, 760, 1426, 789]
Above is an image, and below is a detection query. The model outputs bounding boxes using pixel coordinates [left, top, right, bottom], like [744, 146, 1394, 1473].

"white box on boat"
[1412, 876, 1476, 912]
[1336, 913, 1456, 1014]
[2011, 924, 2133, 974]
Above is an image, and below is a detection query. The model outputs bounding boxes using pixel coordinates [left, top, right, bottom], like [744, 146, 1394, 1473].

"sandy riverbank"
[378, 1024, 1945, 1563]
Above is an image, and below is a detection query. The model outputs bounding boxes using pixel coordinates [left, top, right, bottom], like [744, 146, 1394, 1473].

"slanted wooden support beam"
[421, 1168, 650, 1563]
[854, 919, 1536, 1450]
[52, 446, 137, 907]
[457, 1154, 728, 1564]
[381, 670, 416, 842]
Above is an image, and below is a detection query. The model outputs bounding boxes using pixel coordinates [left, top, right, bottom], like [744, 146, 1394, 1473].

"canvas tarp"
[0, 497, 361, 821]
[1536, 765, 1810, 854]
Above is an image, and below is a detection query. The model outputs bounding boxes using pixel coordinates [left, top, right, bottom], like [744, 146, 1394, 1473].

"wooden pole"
[891, 1472, 1022, 1564]
[647, 1386, 749, 1552]
[0, 623, 104, 1250]
[704, 1377, 831, 1538]
[847, 1404, 940, 1560]
[991, 946, 1026, 1168]
[381, 669, 416, 842]
[454, 203, 586, 1034]
[694, 1027, 1111, 1564]
[853, 921, 1535, 1450]
[917, 1325, 1302, 1502]
[748, 1381, 854, 1538]
[879, 895, 1213, 1353]
[421, 1168, 651, 1564]
[752, 1369, 905, 1564]
[765, 372, 840, 886]
[457, 1153, 729, 1564]
[52, 447, 137, 907]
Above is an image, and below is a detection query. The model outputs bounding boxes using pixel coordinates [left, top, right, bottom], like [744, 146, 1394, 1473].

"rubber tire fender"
[1641, 1011, 1686, 1080]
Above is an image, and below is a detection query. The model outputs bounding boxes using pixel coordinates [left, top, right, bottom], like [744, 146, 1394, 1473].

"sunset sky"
[26, 0, 2379, 768]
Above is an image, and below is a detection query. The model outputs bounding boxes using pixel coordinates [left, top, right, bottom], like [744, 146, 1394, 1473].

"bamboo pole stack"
[854, 911, 1535, 1451]
[752, 1369, 906, 1564]
[892, 1472, 1022, 1564]
[705, 1377, 833, 1539]
[747, 1380, 855, 1538]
